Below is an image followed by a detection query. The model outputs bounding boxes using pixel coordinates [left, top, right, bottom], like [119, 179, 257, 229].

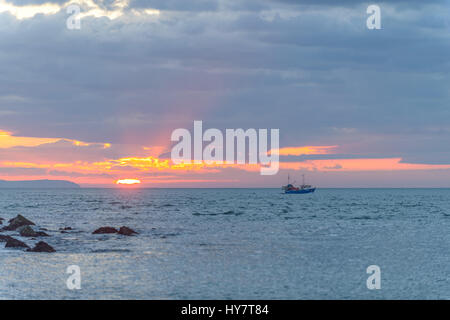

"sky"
[0, 0, 449, 187]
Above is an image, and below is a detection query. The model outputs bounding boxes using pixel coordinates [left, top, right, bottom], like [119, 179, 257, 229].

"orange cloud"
[280, 158, 450, 171]
[275, 145, 337, 156]
[0, 161, 52, 169]
[3, 155, 450, 179]
[2, 129, 450, 186]
[110, 157, 170, 169]
[0, 130, 59, 148]
[0, 129, 111, 149]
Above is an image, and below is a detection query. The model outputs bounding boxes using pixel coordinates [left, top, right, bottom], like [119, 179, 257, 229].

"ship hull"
[284, 188, 316, 194]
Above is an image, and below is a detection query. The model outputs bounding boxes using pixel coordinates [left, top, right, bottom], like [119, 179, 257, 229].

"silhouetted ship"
[282, 174, 316, 194]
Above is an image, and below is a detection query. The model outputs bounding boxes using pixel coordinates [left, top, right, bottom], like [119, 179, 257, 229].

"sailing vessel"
[282, 174, 316, 194]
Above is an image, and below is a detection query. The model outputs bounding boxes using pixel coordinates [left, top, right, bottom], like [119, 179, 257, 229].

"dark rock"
[27, 241, 55, 253]
[0, 217, 3, 225]
[92, 227, 118, 234]
[19, 226, 49, 237]
[60, 227, 74, 234]
[4, 214, 35, 231]
[0, 235, 14, 242]
[5, 237, 29, 249]
[19, 226, 35, 237]
[118, 226, 138, 236]
[36, 232, 49, 236]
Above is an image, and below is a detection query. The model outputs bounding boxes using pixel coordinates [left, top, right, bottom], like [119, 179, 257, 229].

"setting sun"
[116, 179, 141, 185]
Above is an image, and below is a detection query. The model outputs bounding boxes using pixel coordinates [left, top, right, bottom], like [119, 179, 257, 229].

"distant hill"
[0, 180, 81, 189]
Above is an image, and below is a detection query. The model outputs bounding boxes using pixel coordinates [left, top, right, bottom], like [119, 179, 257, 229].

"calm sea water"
[1, 188, 450, 299]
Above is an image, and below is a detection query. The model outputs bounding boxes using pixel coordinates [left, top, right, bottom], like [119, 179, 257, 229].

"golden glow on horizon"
[114, 157, 170, 169]
[2, 130, 450, 185]
[275, 146, 338, 156]
[116, 179, 141, 185]
[4, 156, 450, 177]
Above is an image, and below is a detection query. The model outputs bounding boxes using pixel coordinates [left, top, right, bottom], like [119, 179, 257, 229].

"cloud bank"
[0, 0, 449, 186]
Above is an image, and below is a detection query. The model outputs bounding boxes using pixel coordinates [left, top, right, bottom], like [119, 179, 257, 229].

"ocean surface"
[1, 188, 450, 300]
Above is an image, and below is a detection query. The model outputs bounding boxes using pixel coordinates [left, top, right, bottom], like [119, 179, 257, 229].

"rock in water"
[5, 237, 30, 249]
[118, 226, 138, 236]
[18, 226, 34, 236]
[27, 241, 56, 253]
[4, 214, 35, 231]
[0, 217, 3, 225]
[92, 227, 118, 234]
[19, 225, 49, 237]
[0, 235, 14, 242]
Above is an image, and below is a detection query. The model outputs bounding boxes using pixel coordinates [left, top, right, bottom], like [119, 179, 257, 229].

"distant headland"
[0, 180, 80, 189]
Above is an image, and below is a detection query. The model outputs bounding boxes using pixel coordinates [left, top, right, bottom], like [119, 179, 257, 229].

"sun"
[116, 179, 141, 185]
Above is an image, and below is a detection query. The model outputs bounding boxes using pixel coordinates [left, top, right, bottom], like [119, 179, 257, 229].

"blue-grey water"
[1, 188, 450, 299]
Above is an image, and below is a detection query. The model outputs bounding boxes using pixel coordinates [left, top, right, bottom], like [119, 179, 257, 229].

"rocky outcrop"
[92, 227, 118, 234]
[3, 214, 35, 231]
[0, 235, 14, 242]
[118, 226, 138, 236]
[19, 225, 49, 237]
[5, 237, 29, 249]
[0, 215, 55, 252]
[92, 226, 138, 236]
[27, 241, 56, 253]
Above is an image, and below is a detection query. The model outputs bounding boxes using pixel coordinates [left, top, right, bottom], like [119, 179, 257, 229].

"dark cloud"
[8, 0, 67, 4]
[130, 0, 218, 11]
[0, 0, 448, 167]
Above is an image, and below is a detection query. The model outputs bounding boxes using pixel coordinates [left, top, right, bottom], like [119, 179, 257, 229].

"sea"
[1, 188, 450, 300]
